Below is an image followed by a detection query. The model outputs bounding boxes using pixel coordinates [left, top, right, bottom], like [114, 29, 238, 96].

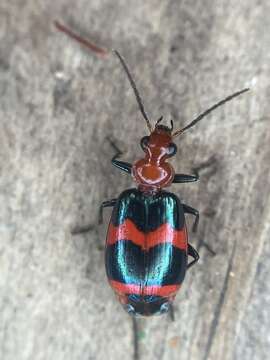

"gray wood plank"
[0, 1, 270, 360]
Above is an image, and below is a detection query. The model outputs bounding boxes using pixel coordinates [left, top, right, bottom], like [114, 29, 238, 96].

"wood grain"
[0, 1, 270, 360]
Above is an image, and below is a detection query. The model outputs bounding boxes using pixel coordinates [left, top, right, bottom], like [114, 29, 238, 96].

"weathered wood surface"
[1, 1, 270, 360]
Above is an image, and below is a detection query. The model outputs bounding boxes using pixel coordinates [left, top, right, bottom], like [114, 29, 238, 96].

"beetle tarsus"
[132, 317, 139, 360]
[71, 198, 117, 234]
[71, 224, 95, 235]
[98, 199, 117, 225]
[201, 240, 216, 256]
[106, 136, 132, 174]
[169, 304, 175, 322]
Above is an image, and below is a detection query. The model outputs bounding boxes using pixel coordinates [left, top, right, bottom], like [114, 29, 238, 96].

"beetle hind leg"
[187, 244, 199, 269]
[200, 240, 216, 256]
[132, 317, 139, 360]
[168, 303, 175, 322]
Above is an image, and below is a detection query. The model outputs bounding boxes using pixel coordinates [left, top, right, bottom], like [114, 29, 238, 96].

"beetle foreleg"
[112, 159, 132, 174]
[106, 136, 132, 174]
[172, 173, 199, 183]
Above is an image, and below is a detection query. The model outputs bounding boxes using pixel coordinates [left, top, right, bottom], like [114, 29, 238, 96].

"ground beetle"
[55, 21, 249, 318]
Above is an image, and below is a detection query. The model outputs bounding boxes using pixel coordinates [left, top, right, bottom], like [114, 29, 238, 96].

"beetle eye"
[140, 136, 150, 151]
[167, 143, 177, 157]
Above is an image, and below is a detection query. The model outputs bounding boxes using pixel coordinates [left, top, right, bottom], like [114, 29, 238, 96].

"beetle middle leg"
[183, 203, 199, 232]
[71, 198, 116, 234]
[98, 198, 117, 224]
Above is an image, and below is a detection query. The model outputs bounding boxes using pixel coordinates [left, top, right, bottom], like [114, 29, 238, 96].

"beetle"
[101, 77, 248, 316]
[55, 21, 249, 317]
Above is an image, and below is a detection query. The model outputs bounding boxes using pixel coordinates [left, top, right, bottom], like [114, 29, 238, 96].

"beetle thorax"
[132, 126, 175, 193]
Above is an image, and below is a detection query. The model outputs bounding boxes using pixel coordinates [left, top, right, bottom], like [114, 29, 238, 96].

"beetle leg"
[200, 240, 217, 256]
[187, 244, 199, 269]
[183, 204, 199, 232]
[106, 136, 132, 174]
[98, 198, 117, 224]
[173, 156, 218, 183]
[71, 198, 117, 234]
[168, 303, 175, 322]
[183, 205, 216, 256]
[132, 317, 139, 360]
[71, 223, 95, 235]
[112, 159, 132, 174]
[173, 172, 199, 183]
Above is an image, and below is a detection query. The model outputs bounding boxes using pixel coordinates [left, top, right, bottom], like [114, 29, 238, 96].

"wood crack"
[203, 240, 236, 360]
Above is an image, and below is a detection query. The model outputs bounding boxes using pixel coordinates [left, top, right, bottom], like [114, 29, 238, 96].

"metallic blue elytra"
[105, 188, 188, 316]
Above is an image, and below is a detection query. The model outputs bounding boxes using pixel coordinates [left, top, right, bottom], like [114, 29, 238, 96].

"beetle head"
[140, 117, 177, 159]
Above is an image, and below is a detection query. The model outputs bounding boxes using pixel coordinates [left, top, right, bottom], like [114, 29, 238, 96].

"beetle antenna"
[113, 50, 153, 133]
[54, 20, 108, 56]
[54, 21, 152, 132]
[172, 88, 250, 137]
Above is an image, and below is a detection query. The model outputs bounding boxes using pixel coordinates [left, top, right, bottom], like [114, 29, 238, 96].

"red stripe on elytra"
[106, 219, 187, 250]
[109, 280, 180, 297]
